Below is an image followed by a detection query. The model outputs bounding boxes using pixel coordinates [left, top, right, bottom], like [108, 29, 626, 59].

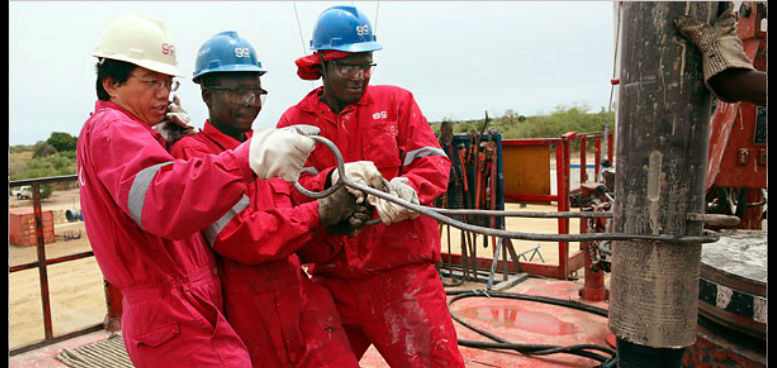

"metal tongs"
[293, 136, 726, 244]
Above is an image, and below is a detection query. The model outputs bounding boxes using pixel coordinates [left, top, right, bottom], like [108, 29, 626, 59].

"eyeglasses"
[330, 60, 377, 77]
[205, 85, 268, 105]
[130, 75, 180, 92]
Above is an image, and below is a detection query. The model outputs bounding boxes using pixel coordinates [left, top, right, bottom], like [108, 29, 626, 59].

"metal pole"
[32, 183, 54, 340]
[609, 2, 716, 366]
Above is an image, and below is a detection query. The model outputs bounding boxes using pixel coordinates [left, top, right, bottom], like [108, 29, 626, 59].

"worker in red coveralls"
[169, 31, 371, 367]
[277, 6, 466, 367]
[77, 15, 318, 367]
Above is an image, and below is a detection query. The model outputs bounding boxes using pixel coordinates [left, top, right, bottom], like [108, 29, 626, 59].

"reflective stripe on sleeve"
[128, 162, 173, 228]
[402, 146, 448, 166]
[205, 194, 250, 246]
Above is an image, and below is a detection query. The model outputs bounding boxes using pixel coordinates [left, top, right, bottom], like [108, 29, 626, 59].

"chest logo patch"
[372, 111, 388, 120]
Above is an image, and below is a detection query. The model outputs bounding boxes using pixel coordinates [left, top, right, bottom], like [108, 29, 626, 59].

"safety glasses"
[206, 85, 268, 105]
[330, 60, 377, 78]
[130, 75, 180, 92]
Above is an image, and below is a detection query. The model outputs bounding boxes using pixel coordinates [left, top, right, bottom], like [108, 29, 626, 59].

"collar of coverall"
[295, 50, 353, 80]
[94, 99, 167, 146]
[203, 119, 253, 150]
[296, 85, 374, 116]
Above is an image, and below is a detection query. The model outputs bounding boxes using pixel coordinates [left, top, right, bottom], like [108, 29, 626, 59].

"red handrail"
[9, 176, 107, 356]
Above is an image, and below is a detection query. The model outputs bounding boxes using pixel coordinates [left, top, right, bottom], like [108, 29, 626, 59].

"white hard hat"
[93, 14, 184, 77]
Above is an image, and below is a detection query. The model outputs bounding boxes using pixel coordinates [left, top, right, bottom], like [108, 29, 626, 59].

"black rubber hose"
[457, 340, 611, 363]
[447, 289, 617, 366]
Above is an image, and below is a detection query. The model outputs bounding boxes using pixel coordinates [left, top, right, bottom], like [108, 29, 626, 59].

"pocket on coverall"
[124, 298, 181, 367]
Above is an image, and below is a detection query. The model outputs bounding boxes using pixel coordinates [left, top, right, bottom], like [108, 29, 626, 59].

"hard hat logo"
[162, 43, 175, 56]
[235, 48, 251, 58]
[355, 24, 370, 37]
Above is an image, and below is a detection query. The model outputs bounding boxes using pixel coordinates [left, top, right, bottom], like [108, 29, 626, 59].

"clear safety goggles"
[330, 60, 377, 78]
[206, 85, 268, 106]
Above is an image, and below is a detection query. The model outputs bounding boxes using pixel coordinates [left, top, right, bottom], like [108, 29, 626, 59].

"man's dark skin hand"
[709, 69, 766, 106]
[674, 2, 766, 107]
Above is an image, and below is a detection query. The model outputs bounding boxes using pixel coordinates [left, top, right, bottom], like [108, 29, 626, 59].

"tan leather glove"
[367, 176, 420, 225]
[330, 161, 386, 204]
[154, 95, 196, 146]
[674, 4, 755, 99]
[249, 125, 318, 181]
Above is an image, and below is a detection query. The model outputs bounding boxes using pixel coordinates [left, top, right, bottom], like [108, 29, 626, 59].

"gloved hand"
[325, 202, 374, 236]
[318, 185, 357, 228]
[154, 95, 196, 146]
[674, 5, 755, 91]
[367, 176, 420, 225]
[249, 125, 319, 181]
[330, 161, 386, 204]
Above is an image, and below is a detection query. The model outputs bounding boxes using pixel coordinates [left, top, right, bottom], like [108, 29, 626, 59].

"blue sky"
[9, 1, 616, 145]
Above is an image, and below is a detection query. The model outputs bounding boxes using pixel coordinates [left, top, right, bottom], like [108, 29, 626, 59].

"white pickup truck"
[12, 186, 32, 200]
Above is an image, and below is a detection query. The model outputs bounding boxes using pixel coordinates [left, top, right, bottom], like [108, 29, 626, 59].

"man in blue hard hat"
[277, 6, 466, 367]
[169, 31, 366, 367]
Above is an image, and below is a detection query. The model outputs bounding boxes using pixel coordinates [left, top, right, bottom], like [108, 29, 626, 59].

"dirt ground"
[8, 187, 601, 351]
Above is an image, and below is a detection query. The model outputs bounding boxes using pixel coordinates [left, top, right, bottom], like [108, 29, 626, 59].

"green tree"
[11, 151, 77, 180]
[33, 141, 57, 158]
[46, 132, 78, 152]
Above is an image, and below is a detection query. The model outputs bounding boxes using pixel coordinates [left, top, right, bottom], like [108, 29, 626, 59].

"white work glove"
[367, 176, 420, 225]
[674, 5, 755, 93]
[154, 95, 196, 146]
[249, 124, 320, 181]
[330, 161, 386, 204]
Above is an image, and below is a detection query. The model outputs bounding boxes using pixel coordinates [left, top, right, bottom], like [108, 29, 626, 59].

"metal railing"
[9, 175, 104, 356]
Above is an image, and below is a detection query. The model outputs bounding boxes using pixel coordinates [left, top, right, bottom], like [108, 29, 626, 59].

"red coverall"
[277, 85, 465, 367]
[76, 100, 252, 367]
[169, 120, 359, 368]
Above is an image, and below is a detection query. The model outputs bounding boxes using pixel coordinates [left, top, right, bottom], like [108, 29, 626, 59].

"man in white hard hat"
[77, 14, 317, 367]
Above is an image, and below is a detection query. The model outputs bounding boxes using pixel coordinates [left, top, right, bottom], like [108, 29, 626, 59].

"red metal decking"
[362, 277, 611, 367]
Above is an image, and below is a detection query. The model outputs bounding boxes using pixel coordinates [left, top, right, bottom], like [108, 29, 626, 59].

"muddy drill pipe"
[610, 2, 718, 367]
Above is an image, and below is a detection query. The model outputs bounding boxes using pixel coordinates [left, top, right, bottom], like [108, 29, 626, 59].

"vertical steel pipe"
[609, 2, 717, 366]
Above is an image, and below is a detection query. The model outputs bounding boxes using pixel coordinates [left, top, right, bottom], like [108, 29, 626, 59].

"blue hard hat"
[310, 6, 382, 53]
[193, 31, 266, 82]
